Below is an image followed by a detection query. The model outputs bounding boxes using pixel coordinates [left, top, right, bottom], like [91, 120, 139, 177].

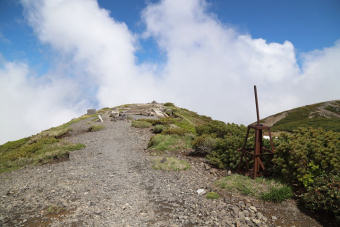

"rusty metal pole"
[238, 85, 275, 178]
[254, 85, 260, 125]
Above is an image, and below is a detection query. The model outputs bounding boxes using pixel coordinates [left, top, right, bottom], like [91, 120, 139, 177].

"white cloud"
[22, 0, 160, 107]
[2, 0, 338, 143]
[142, 0, 303, 121]
[0, 59, 84, 144]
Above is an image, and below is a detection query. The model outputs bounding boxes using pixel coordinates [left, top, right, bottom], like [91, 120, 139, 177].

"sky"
[0, 0, 339, 144]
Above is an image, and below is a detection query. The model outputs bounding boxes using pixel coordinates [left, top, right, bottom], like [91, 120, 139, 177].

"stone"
[227, 170, 232, 176]
[204, 164, 211, 170]
[271, 216, 277, 221]
[252, 218, 261, 225]
[249, 206, 257, 212]
[238, 211, 245, 219]
[257, 212, 264, 220]
[152, 108, 166, 117]
[244, 217, 252, 226]
[110, 111, 119, 117]
[98, 114, 103, 122]
[196, 189, 206, 195]
[87, 109, 96, 115]
[242, 210, 250, 217]
[238, 200, 245, 208]
[231, 207, 239, 217]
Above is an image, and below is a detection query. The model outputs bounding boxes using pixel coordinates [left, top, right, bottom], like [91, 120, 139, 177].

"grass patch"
[0, 114, 91, 174]
[0, 136, 86, 173]
[131, 120, 152, 128]
[0, 113, 92, 171]
[40, 114, 96, 138]
[148, 134, 193, 151]
[88, 124, 105, 132]
[216, 174, 292, 202]
[152, 156, 190, 171]
[206, 192, 220, 199]
[162, 127, 187, 136]
[153, 124, 164, 133]
[260, 186, 293, 203]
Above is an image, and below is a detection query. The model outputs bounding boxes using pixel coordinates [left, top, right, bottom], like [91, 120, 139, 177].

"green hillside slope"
[262, 100, 340, 132]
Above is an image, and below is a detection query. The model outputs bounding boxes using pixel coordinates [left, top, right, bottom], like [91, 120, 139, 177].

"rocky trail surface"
[0, 115, 322, 226]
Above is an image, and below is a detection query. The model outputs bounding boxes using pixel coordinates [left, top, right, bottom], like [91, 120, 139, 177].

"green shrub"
[272, 128, 339, 188]
[131, 120, 152, 128]
[153, 124, 164, 134]
[164, 102, 175, 107]
[272, 128, 340, 217]
[206, 126, 250, 169]
[260, 185, 293, 203]
[196, 120, 228, 138]
[300, 174, 339, 217]
[192, 135, 217, 156]
[206, 192, 220, 199]
[162, 127, 187, 136]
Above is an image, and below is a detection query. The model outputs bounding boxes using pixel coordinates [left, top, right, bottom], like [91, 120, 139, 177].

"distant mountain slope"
[261, 100, 340, 132]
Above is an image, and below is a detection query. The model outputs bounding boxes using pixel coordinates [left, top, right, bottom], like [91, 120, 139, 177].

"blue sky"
[0, 0, 340, 144]
[1, 0, 339, 74]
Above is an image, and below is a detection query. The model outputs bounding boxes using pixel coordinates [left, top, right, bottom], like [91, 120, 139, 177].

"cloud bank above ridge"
[0, 0, 339, 144]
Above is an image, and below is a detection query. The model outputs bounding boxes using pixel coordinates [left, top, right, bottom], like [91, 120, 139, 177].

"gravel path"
[0, 118, 322, 227]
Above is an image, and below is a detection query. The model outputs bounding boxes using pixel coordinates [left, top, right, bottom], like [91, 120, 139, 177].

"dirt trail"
[0, 119, 229, 226]
[0, 117, 324, 226]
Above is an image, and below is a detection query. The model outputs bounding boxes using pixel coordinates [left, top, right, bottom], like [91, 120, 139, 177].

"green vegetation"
[131, 120, 152, 128]
[162, 127, 188, 136]
[138, 102, 340, 218]
[0, 115, 92, 173]
[271, 101, 340, 132]
[0, 136, 85, 173]
[216, 174, 292, 202]
[152, 124, 164, 134]
[206, 192, 220, 199]
[88, 124, 105, 132]
[300, 174, 339, 217]
[325, 105, 340, 114]
[192, 135, 217, 156]
[271, 128, 340, 216]
[152, 156, 190, 171]
[148, 134, 193, 151]
[260, 186, 293, 203]
[164, 102, 175, 107]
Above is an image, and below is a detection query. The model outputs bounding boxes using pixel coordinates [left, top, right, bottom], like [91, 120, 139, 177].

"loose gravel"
[0, 117, 322, 227]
